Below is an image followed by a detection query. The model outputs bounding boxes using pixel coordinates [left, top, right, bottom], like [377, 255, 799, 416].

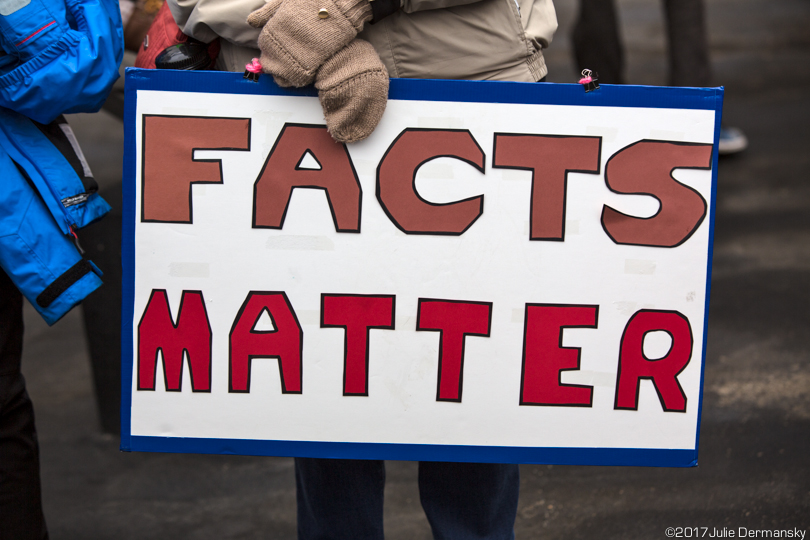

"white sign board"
[121, 69, 723, 466]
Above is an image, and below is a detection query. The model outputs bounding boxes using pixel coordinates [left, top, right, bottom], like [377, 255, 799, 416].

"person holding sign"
[166, 0, 558, 537]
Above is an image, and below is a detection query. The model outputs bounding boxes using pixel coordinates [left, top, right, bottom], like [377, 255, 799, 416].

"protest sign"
[121, 68, 723, 466]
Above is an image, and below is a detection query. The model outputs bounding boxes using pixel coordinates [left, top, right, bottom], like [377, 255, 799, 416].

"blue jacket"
[0, 0, 122, 325]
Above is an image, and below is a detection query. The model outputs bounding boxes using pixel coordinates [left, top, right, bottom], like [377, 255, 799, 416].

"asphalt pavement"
[20, 0, 810, 537]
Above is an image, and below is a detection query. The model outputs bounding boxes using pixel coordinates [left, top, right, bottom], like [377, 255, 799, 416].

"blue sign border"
[121, 68, 723, 468]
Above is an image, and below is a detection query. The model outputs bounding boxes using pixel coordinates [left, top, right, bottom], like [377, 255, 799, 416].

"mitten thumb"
[247, 0, 284, 28]
[315, 39, 388, 144]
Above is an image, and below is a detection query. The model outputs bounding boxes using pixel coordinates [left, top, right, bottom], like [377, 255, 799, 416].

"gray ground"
[21, 0, 809, 537]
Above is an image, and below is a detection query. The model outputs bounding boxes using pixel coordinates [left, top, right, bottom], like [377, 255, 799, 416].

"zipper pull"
[69, 226, 85, 255]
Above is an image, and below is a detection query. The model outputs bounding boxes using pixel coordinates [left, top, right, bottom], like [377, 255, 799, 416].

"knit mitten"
[315, 38, 388, 143]
[247, 0, 372, 88]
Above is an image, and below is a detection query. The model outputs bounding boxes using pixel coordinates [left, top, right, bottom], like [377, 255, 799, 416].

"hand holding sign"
[248, 0, 388, 142]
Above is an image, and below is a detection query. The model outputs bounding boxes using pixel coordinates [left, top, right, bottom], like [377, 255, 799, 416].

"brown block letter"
[142, 116, 250, 223]
[377, 129, 485, 235]
[253, 124, 361, 232]
[493, 134, 601, 241]
[602, 141, 713, 247]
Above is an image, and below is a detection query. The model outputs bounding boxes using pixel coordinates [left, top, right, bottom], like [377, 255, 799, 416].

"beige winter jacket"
[167, 0, 557, 82]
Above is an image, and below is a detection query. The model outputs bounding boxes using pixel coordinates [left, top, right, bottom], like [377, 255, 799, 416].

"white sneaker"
[718, 126, 748, 155]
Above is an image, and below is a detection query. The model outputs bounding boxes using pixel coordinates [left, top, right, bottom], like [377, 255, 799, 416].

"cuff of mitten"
[334, 0, 373, 31]
[316, 39, 387, 91]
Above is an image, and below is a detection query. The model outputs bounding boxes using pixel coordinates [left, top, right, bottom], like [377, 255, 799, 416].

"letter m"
[138, 290, 212, 392]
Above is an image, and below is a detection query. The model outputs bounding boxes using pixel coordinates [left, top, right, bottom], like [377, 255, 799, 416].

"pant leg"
[663, 0, 711, 87]
[0, 270, 49, 540]
[295, 457, 385, 540]
[418, 461, 519, 540]
[572, 0, 625, 84]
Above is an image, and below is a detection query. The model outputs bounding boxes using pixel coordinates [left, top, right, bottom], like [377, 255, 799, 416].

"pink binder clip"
[244, 58, 262, 82]
[579, 69, 600, 92]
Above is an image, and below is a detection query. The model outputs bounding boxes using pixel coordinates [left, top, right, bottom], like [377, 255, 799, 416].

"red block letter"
[520, 304, 598, 406]
[253, 124, 362, 232]
[229, 292, 303, 393]
[614, 310, 693, 412]
[493, 134, 601, 241]
[138, 290, 212, 392]
[601, 140, 713, 247]
[321, 294, 395, 396]
[416, 299, 492, 402]
[142, 116, 250, 223]
[377, 129, 485, 235]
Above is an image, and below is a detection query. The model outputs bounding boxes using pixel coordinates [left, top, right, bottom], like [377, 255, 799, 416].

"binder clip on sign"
[244, 58, 262, 82]
[579, 69, 600, 92]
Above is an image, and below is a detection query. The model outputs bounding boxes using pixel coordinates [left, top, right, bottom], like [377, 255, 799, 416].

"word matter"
[138, 289, 693, 413]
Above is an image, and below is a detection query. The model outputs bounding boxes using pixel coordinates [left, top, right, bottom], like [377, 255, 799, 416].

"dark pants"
[0, 270, 49, 540]
[295, 458, 519, 540]
[573, 0, 711, 87]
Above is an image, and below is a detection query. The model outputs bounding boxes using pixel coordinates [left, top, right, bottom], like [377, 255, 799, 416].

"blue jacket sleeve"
[0, 145, 103, 325]
[0, 0, 124, 123]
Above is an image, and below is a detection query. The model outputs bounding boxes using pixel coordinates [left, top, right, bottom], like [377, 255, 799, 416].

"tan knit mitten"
[247, 0, 372, 88]
[315, 38, 388, 143]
